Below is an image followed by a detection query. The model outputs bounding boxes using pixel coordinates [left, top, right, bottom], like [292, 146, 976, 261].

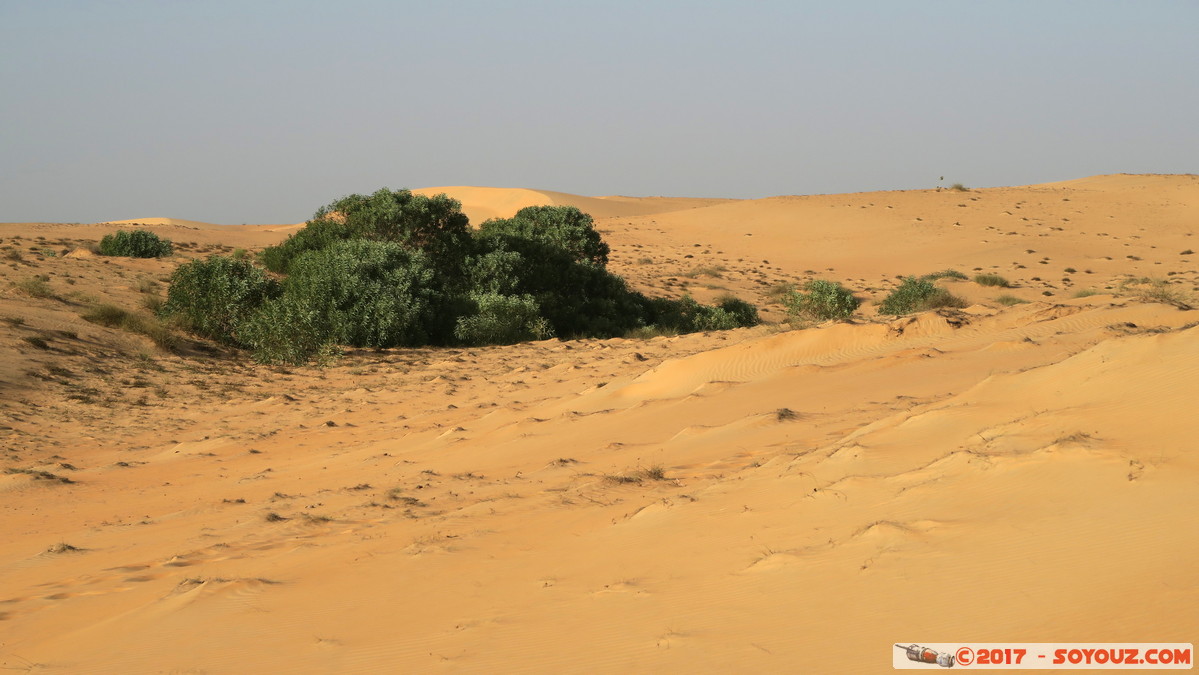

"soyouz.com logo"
[894, 643, 1193, 669]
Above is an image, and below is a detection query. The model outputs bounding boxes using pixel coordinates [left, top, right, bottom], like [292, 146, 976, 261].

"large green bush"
[164, 188, 760, 363]
[783, 280, 859, 321]
[99, 229, 173, 258]
[879, 276, 967, 315]
[163, 256, 278, 344]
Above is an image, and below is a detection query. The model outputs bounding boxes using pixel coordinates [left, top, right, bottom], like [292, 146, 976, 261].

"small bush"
[783, 280, 859, 321]
[950, 183, 968, 191]
[764, 281, 797, 301]
[22, 335, 51, 350]
[1073, 289, 1101, 298]
[1128, 279, 1194, 309]
[974, 273, 1011, 287]
[683, 264, 726, 279]
[98, 229, 172, 258]
[923, 269, 968, 281]
[879, 277, 967, 315]
[996, 294, 1028, 305]
[82, 303, 179, 351]
[713, 295, 760, 328]
[15, 277, 56, 299]
[648, 294, 759, 334]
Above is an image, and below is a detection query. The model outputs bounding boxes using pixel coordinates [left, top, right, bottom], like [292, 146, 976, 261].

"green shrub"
[783, 280, 859, 321]
[279, 239, 440, 348]
[240, 296, 332, 365]
[453, 293, 553, 345]
[163, 256, 278, 345]
[879, 277, 968, 315]
[974, 273, 1011, 287]
[714, 295, 760, 327]
[646, 294, 759, 334]
[261, 219, 355, 274]
[98, 229, 172, 258]
[478, 205, 609, 267]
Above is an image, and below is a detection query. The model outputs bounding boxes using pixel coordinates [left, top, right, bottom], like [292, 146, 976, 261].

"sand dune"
[413, 186, 739, 224]
[100, 216, 223, 229]
[1, 175, 1197, 672]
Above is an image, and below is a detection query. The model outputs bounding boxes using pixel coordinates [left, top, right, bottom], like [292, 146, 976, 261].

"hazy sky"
[2, 1, 1196, 224]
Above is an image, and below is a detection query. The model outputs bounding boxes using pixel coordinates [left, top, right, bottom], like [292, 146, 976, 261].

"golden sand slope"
[413, 186, 737, 224]
[0, 175, 1197, 673]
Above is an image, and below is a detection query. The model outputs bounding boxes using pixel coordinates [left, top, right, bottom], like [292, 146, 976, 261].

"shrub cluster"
[879, 276, 967, 315]
[163, 189, 758, 363]
[783, 280, 859, 321]
[99, 229, 173, 258]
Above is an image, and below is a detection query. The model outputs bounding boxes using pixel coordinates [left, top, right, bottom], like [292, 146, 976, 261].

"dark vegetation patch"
[161, 189, 759, 363]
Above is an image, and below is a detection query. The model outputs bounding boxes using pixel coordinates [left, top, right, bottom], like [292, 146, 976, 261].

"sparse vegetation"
[782, 280, 859, 321]
[15, 276, 57, 299]
[98, 229, 173, 258]
[1073, 289, 1101, 298]
[974, 273, 1012, 288]
[879, 277, 967, 315]
[5, 467, 74, 484]
[21, 335, 50, 350]
[604, 465, 669, 484]
[922, 269, 968, 281]
[950, 183, 968, 192]
[1122, 278, 1194, 309]
[996, 295, 1028, 305]
[764, 281, 797, 301]
[82, 304, 179, 351]
[684, 264, 726, 278]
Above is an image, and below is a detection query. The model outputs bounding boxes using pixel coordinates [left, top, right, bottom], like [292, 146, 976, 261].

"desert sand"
[1, 174, 1197, 672]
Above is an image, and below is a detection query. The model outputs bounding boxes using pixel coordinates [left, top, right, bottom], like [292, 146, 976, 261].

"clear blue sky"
[2, 1, 1196, 224]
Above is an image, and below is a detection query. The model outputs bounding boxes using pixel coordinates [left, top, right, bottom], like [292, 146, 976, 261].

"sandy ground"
[1, 174, 1197, 673]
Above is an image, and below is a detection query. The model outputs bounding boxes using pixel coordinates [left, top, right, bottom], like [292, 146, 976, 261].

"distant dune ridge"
[0, 174, 1196, 673]
[412, 185, 739, 223]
